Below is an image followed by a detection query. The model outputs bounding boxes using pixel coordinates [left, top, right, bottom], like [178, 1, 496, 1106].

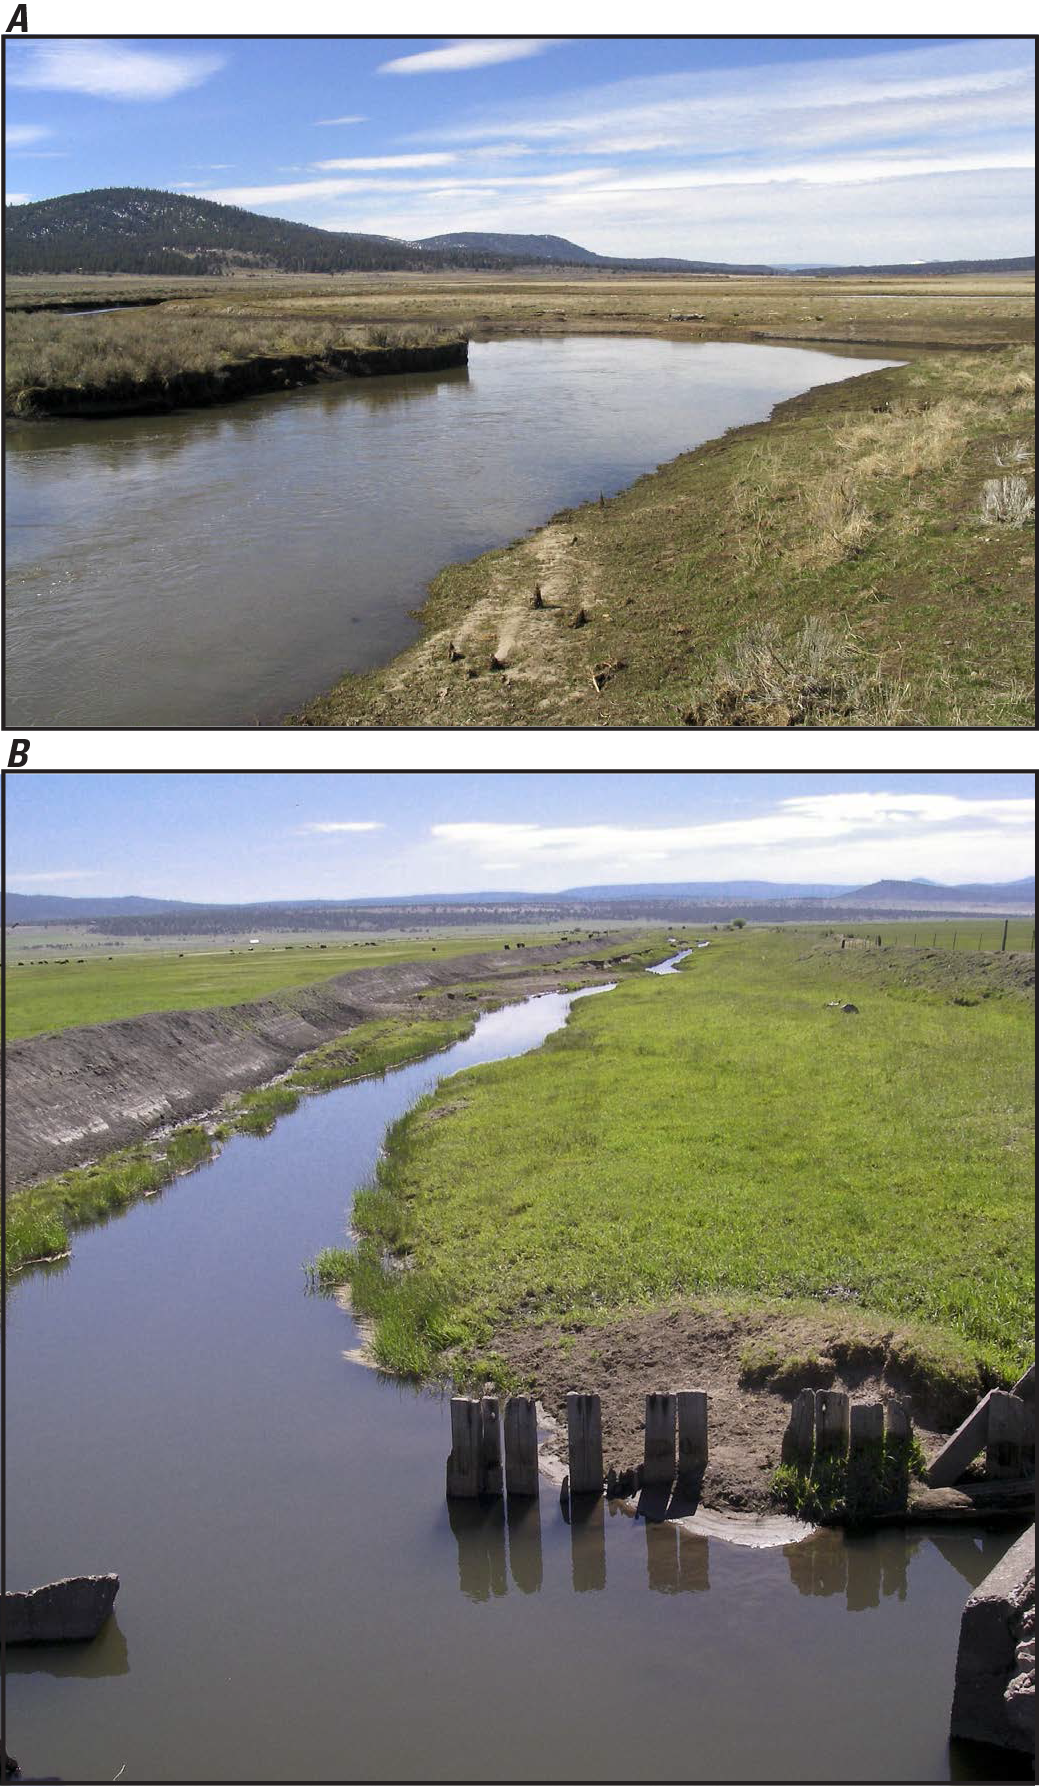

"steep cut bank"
[5, 941, 624, 1190]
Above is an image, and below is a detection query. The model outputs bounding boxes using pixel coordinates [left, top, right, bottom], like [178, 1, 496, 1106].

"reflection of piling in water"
[569, 1492, 607, 1592]
[448, 1497, 507, 1602]
[786, 1526, 916, 1608]
[646, 1518, 679, 1592]
[506, 1495, 543, 1595]
[678, 1529, 710, 1593]
[845, 1536, 881, 1612]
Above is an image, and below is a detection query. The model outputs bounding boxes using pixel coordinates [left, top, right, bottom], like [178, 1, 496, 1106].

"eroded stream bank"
[7, 975, 1029, 1782]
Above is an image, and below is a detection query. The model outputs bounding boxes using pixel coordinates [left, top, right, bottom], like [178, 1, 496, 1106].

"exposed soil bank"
[5, 941, 623, 1191]
[7, 338, 467, 418]
[492, 1303, 1013, 1518]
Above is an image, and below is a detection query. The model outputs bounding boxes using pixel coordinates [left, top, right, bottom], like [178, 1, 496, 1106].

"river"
[5, 971, 1025, 1782]
[4, 336, 897, 728]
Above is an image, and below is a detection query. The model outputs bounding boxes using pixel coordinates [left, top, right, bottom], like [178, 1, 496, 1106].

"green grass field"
[335, 929, 1034, 1388]
[3, 932, 571, 1040]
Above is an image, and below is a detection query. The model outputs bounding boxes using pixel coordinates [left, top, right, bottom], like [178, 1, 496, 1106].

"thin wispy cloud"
[8, 41, 224, 102]
[313, 115, 367, 126]
[378, 39, 563, 77]
[298, 821, 386, 835]
[5, 123, 51, 146]
[8, 868, 107, 883]
[311, 153, 457, 172]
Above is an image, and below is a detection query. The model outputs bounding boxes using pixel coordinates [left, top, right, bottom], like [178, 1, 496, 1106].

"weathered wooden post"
[446, 1397, 482, 1498]
[503, 1394, 539, 1498]
[479, 1395, 503, 1497]
[677, 1389, 709, 1480]
[815, 1389, 850, 1457]
[566, 1391, 604, 1496]
[782, 1388, 816, 1466]
[884, 1399, 911, 1443]
[643, 1392, 677, 1486]
[986, 1391, 1024, 1478]
[849, 1401, 885, 1451]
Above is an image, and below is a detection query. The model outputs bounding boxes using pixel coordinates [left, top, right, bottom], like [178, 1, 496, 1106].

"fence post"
[566, 1392, 604, 1496]
[986, 1391, 1024, 1478]
[884, 1399, 911, 1443]
[782, 1388, 815, 1466]
[677, 1389, 709, 1480]
[446, 1397, 482, 1498]
[643, 1392, 677, 1486]
[503, 1395, 539, 1498]
[1001, 918, 1009, 952]
[479, 1396, 503, 1496]
[849, 1402, 885, 1451]
[815, 1390, 850, 1458]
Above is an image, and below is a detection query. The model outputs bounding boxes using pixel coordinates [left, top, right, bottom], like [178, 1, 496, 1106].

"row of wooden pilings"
[446, 1389, 709, 1500]
[781, 1388, 912, 1466]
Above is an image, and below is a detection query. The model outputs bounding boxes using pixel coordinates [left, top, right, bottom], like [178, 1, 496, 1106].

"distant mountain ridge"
[6, 876, 1033, 925]
[6, 190, 1031, 278]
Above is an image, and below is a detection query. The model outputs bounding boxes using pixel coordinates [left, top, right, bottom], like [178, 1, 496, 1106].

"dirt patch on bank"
[493, 1302, 966, 1514]
[5, 942, 625, 1192]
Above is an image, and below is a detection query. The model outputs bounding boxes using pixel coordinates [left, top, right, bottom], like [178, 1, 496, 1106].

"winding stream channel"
[6, 967, 1025, 1781]
[4, 337, 897, 728]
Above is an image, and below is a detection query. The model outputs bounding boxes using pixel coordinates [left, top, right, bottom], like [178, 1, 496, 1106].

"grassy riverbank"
[327, 930, 1034, 1400]
[4, 1010, 476, 1274]
[295, 344, 1034, 729]
[4, 308, 465, 417]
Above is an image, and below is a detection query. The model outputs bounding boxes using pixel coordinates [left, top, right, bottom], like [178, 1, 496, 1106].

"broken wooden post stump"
[927, 1390, 996, 1488]
[677, 1389, 709, 1479]
[566, 1391, 604, 1496]
[479, 1396, 503, 1497]
[849, 1402, 885, 1451]
[446, 1397, 482, 1498]
[643, 1392, 677, 1486]
[815, 1389, 850, 1457]
[782, 1388, 816, 1466]
[986, 1391, 1025, 1479]
[503, 1394, 539, 1498]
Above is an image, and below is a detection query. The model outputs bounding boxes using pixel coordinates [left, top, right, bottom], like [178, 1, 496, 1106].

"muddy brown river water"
[6, 977, 1027, 1781]
[4, 337, 897, 728]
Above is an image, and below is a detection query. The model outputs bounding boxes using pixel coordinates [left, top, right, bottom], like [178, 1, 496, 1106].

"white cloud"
[7, 41, 224, 102]
[426, 796, 1034, 887]
[379, 39, 563, 77]
[311, 153, 457, 172]
[314, 115, 367, 126]
[298, 822, 386, 835]
[5, 194, 32, 205]
[5, 122, 50, 146]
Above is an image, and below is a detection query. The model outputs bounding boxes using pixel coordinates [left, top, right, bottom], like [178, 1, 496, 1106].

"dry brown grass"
[682, 616, 911, 727]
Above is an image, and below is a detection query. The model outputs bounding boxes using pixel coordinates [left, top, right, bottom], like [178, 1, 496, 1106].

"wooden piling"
[677, 1389, 709, 1479]
[781, 1388, 816, 1466]
[446, 1397, 482, 1498]
[566, 1392, 604, 1496]
[884, 1399, 911, 1443]
[479, 1396, 503, 1497]
[815, 1389, 850, 1457]
[986, 1391, 1025, 1479]
[849, 1402, 885, 1451]
[503, 1395, 539, 1498]
[643, 1392, 677, 1486]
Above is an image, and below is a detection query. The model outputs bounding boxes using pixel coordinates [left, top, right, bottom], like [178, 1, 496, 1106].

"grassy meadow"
[328, 929, 1034, 1392]
[3, 930, 576, 1040]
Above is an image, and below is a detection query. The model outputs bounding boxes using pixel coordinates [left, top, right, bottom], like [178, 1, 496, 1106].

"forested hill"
[2, 188, 528, 275]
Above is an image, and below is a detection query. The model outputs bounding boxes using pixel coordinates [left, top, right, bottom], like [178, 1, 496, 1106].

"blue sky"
[4, 36, 1034, 260]
[4, 774, 1034, 901]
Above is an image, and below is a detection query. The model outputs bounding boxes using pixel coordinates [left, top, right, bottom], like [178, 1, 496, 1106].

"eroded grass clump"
[683, 617, 908, 728]
[772, 1435, 927, 1525]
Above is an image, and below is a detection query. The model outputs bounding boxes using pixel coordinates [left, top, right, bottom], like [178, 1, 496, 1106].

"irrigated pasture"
[336, 929, 1034, 1389]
